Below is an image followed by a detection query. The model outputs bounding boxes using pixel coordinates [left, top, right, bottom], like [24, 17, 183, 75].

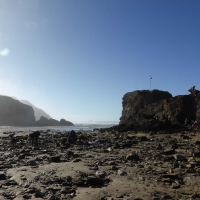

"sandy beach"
[0, 128, 200, 200]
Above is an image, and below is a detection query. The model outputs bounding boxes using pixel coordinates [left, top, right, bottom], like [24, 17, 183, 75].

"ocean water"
[0, 121, 119, 133]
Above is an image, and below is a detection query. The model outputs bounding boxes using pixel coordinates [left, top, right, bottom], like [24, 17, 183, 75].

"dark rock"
[0, 96, 73, 126]
[119, 89, 200, 132]
[161, 173, 179, 179]
[173, 154, 186, 161]
[0, 172, 6, 180]
[27, 159, 37, 166]
[195, 140, 200, 145]
[36, 116, 74, 126]
[0, 95, 35, 126]
[18, 154, 26, 159]
[87, 176, 104, 186]
[35, 191, 45, 198]
[60, 119, 74, 126]
[163, 149, 175, 155]
[110, 166, 118, 170]
[0, 164, 12, 169]
[50, 156, 61, 163]
[95, 171, 107, 178]
[117, 170, 127, 176]
[5, 180, 18, 185]
[139, 136, 148, 141]
[120, 90, 172, 128]
[194, 152, 200, 157]
[72, 178, 85, 186]
[126, 152, 140, 161]
[35, 116, 58, 126]
[72, 158, 82, 162]
[182, 135, 190, 139]
[20, 99, 51, 121]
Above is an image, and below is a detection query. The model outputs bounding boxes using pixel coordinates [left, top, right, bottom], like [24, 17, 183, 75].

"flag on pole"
[150, 76, 152, 79]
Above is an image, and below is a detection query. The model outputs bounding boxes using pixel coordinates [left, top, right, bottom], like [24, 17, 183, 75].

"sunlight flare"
[0, 48, 10, 56]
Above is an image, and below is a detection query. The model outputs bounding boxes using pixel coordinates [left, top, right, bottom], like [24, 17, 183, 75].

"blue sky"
[0, 0, 200, 123]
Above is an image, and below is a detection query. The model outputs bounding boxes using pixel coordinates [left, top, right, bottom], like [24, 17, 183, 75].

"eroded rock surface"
[119, 89, 200, 131]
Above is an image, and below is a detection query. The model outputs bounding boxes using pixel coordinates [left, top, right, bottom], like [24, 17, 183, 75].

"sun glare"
[0, 48, 10, 56]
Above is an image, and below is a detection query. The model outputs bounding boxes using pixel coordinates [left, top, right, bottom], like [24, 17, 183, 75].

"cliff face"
[0, 95, 74, 127]
[120, 90, 199, 129]
[0, 95, 35, 126]
[20, 100, 51, 121]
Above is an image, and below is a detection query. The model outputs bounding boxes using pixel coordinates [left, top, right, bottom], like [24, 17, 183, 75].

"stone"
[95, 170, 107, 178]
[110, 166, 118, 170]
[0, 172, 6, 180]
[117, 170, 127, 176]
[161, 174, 179, 179]
[171, 183, 180, 189]
[18, 154, 26, 160]
[72, 158, 82, 162]
[5, 180, 18, 186]
[27, 159, 37, 166]
[126, 152, 140, 161]
[163, 149, 175, 155]
[87, 176, 104, 186]
[50, 156, 61, 163]
[173, 154, 186, 161]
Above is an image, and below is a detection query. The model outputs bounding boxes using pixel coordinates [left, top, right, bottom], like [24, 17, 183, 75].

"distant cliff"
[20, 100, 51, 120]
[119, 89, 199, 131]
[0, 95, 74, 127]
[0, 95, 35, 126]
[35, 117, 74, 126]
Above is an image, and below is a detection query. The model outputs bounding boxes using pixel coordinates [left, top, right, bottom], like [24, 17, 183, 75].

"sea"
[0, 121, 119, 133]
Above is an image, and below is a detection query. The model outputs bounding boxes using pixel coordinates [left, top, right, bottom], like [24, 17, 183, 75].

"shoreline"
[0, 129, 199, 199]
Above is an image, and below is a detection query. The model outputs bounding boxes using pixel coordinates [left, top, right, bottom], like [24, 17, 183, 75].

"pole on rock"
[150, 76, 152, 90]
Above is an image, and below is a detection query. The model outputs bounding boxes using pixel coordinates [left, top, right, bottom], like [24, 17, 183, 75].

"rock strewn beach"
[0, 128, 200, 200]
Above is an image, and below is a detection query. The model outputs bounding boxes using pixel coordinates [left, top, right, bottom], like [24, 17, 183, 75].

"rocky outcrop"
[60, 118, 74, 126]
[0, 95, 35, 126]
[119, 89, 200, 131]
[20, 100, 51, 121]
[36, 117, 74, 126]
[0, 95, 74, 127]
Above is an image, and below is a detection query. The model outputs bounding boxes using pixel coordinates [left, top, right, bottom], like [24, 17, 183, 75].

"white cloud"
[0, 48, 10, 56]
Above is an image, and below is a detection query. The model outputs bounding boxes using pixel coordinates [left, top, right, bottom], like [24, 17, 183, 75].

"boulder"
[50, 156, 61, 163]
[86, 175, 104, 186]
[0, 172, 6, 180]
[125, 152, 140, 161]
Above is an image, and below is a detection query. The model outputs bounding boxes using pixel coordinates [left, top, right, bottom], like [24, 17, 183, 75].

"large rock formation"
[35, 117, 74, 126]
[20, 100, 51, 121]
[119, 89, 199, 131]
[0, 95, 35, 126]
[60, 118, 74, 126]
[0, 95, 74, 127]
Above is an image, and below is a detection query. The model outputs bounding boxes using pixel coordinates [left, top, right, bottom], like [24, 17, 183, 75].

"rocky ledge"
[0, 127, 200, 200]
